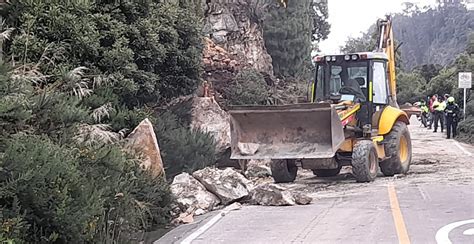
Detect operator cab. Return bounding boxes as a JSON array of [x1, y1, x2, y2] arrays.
[[312, 52, 390, 106], [311, 52, 390, 129]]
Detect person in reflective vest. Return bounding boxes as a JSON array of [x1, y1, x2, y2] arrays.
[[419, 100, 430, 127], [432, 96, 446, 133], [444, 96, 460, 139]]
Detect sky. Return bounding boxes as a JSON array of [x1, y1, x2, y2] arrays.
[[319, 0, 438, 54]]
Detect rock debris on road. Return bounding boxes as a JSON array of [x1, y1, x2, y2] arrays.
[[156, 119, 474, 244]]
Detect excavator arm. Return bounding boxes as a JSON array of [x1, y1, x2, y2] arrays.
[[377, 16, 397, 105]]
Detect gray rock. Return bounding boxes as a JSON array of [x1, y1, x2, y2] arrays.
[[294, 192, 313, 205], [245, 159, 272, 178], [250, 184, 313, 206], [170, 173, 220, 215], [250, 184, 296, 206], [193, 168, 252, 205], [237, 142, 259, 156], [190, 97, 231, 152]]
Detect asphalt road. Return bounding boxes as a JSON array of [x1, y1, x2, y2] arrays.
[[156, 119, 474, 244]]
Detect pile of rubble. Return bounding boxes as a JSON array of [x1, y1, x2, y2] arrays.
[[126, 98, 311, 226], [203, 38, 240, 73], [170, 160, 313, 224]]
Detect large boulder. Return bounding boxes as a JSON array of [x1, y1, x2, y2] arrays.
[[170, 173, 221, 215], [125, 118, 165, 177], [250, 184, 313, 206], [190, 97, 230, 152], [193, 168, 252, 205]]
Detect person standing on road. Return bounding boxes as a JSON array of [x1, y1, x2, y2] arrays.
[[428, 94, 438, 129], [443, 94, 450, 130], [444, 96, 460, 139], [433, 96, 446, 133], [419, 100, 430, 127]]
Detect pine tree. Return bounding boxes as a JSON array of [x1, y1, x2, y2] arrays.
[[263, 0, 328, 79]]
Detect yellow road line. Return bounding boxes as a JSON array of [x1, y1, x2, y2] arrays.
[[388, 183, 411, 244]]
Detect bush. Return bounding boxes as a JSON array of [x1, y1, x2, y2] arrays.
[[223, 69, 272, 106], [0, 0, 210, 242], [153, 111, 217, 180], [458, 99, 474, 144], [458, 117, 474, 144], [396, 72, 426, 104], [0, 134, 173, 243], [77, 143, 172, 243], [5, 0, 202, 107], [464, 99, 474, 117], [0, 135, 100, 243]]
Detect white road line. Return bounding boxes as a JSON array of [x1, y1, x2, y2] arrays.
[[435, 219, 474, 244], [454, 141, 472, 156], [180, 208, 233, 244]]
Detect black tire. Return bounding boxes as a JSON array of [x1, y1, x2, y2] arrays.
[[270, 159, 297, 183], [380, 121, 412, 176], [352, 140, 378, 182], [312, 166, 342, 177]]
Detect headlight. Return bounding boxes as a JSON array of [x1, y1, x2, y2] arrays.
[[325, 56, 331, 62], [344, 55, 350, 61], [331, 56, 336, 61], [351, 54, 358, 60]]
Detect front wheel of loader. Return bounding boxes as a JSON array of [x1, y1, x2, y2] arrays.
[[380, 121, 412, 176], [270, 159, 297, 183], [352, 140, 378, 182]]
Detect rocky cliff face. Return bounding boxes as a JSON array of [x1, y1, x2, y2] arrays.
[[202, 0, 274, 76]]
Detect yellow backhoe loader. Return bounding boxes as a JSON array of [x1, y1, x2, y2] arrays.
[[229, 16, 412, 183]]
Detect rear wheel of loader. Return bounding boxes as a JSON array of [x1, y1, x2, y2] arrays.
[[270, 159, 297, 183], [351, 140, 378, 182], [380, 121, 412, 176], [312, 166, 342, 177]]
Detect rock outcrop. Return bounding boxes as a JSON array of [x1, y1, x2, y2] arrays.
[[203, 37, 241, 74], [125, 118, 165, 177], [193, 167, 252, 205], [201, 0, 276, 100], [189, 97, 231, 152], [202, 1, 273, 75], [170, 173, 220, 215]]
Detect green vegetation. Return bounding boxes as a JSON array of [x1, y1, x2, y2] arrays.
[[222, 69, 272, 106], [0, 0, 216, 242], [263, 0, 329, 79], [393, 3, 472, 69]]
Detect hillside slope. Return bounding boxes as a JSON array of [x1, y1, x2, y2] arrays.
[[393, 4, 473, 69]]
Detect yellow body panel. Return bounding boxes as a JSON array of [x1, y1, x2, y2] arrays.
[[339, 139, 353, 152], [374, 143, 386, 159], [378, 106, 410, 135]]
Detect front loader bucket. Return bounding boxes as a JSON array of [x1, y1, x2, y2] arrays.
[[229, 103, 345, 160]]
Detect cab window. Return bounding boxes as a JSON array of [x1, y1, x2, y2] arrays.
[[372, 62, 388, 104], [315, 65, 324, 100]]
